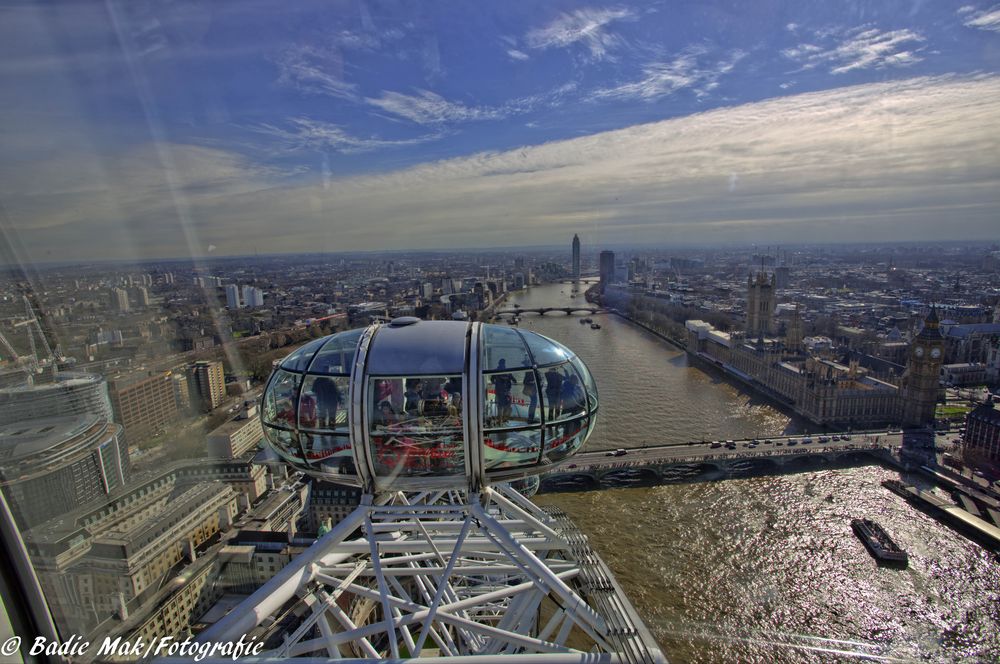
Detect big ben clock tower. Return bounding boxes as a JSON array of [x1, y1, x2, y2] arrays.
[[901, 307, 944, 427]]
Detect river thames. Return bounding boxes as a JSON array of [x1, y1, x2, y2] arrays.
[[510, 281, 1000, 663]]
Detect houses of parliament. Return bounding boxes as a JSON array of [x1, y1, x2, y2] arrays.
[[686, 271, 942, 428]]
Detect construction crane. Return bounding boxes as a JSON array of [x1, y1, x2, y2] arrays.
[[0, 296, 60, 378]]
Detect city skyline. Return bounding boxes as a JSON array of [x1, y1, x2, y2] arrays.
[[1, 2, 999, 261]]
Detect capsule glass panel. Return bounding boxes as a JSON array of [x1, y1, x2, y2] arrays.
[[481, 325, 531, 371], [483, 369, 540, 428], [263, 369, 301, 427], [519, 330, 571, 366], [307, 328, 364, 374], [368, 375, 465, 478], [543, 416, 589, 463], [539, 362, 586, 423], [299, 375, 349, 431], [483, 429, 542, 470], [279, 337, 329, 372], [263, 426, 303, 463]]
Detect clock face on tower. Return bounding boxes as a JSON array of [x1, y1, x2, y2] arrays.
[[931, 347, 941, 359], [915, 346, 924, 358]]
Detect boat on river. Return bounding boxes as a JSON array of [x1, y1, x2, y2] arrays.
[[851, 518, 908, 566]]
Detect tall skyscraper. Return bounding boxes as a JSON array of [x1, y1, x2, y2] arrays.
[[136, 286, 150, 307], [572, 234, 581, 280], [599, 250, 615, 287], [226, 284, 242, 309], [190, 360, 226, 412]]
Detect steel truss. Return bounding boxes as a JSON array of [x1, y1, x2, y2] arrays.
[[172, 484, 665, 664]]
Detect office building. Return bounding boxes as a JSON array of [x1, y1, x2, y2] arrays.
[[965, 401, 1000, 462], [112, 287, 130, 313], [207, 409, 264, 458], [0, 415, 129, 529], [241, 285, 264, 308], [225, 284, 242, 309], [572, 234, 581, 280], [26, 468, 240, 635], [599, 250, 615, 287], [108, 370, 179, 444], [171, 371, 191, 413], [0, 372, 113, 426], [189, 360, 226, 411]]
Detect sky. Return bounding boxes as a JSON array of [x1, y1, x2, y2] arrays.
[[1, 0, 999, 263]]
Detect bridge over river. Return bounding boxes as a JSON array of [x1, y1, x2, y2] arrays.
[[540, 431, 905, 491], [494, 306, 607, 317]]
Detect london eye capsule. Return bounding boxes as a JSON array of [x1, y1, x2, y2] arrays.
[[260, 318, 598, 491]]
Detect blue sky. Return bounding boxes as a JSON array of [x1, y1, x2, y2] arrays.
[[1, 1, 999, 261]]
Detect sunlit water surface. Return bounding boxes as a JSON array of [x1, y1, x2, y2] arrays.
[[511, 282, 1000, 662]]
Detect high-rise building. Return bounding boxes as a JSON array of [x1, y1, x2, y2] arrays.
[[241, 285, 264, 308], [225, 284, 242, 309], [572, 234, 581, 280], [108, 370, 180, 443], [0, 372, 113, 426], [900, 308, 944, 427], [172, 371, 192, 413], [136, 286, 150, 307], [599, 250, 615, 287], [190, 360, 226, 411], [0, 414, 129, 529], [746, 272, 776, 338], [112, 287, 130, 312]]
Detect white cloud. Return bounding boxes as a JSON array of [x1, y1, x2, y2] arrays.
[[254, 118, 441, 154], [275, 46, 357, 100], [507, 49, 530, 61], [5, 76, 1000, 259], [525, 7, 635, 61], [594, 48, 746, 101], [783, 25, 925, 74], [960, 5, 1000, 32], [365, 90, 505, 125], [364, 82, 577, 126]]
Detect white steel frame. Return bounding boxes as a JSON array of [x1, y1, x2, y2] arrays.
[[172, 484, 664, 663]]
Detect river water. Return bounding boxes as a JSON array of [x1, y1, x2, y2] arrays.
[[509, 281, 1000, 663]]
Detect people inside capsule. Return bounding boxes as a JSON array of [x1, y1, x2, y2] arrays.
[[261, 321, 597, 487]]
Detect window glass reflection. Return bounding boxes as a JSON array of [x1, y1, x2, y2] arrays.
[[300, 433, 352, 467], [307, 328, 364, 374], [484, 369, 539, 428], [299, 375, 349, 430], [569, 355, 598, 411], [543, 416, 589, 463], [262, 370, 301, 427], [519, 330, 571, 366], [263, 426, 303, 462], [483, 429, 541, 470], [279, 337, 329, 372], [541, 363, 586, 422], [369, 375, 464, 478], [482, 325, 530, 371]]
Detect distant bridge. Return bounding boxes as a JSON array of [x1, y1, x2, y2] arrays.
[[494, 306, 606, 317], [540, 434, 901, 492]]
